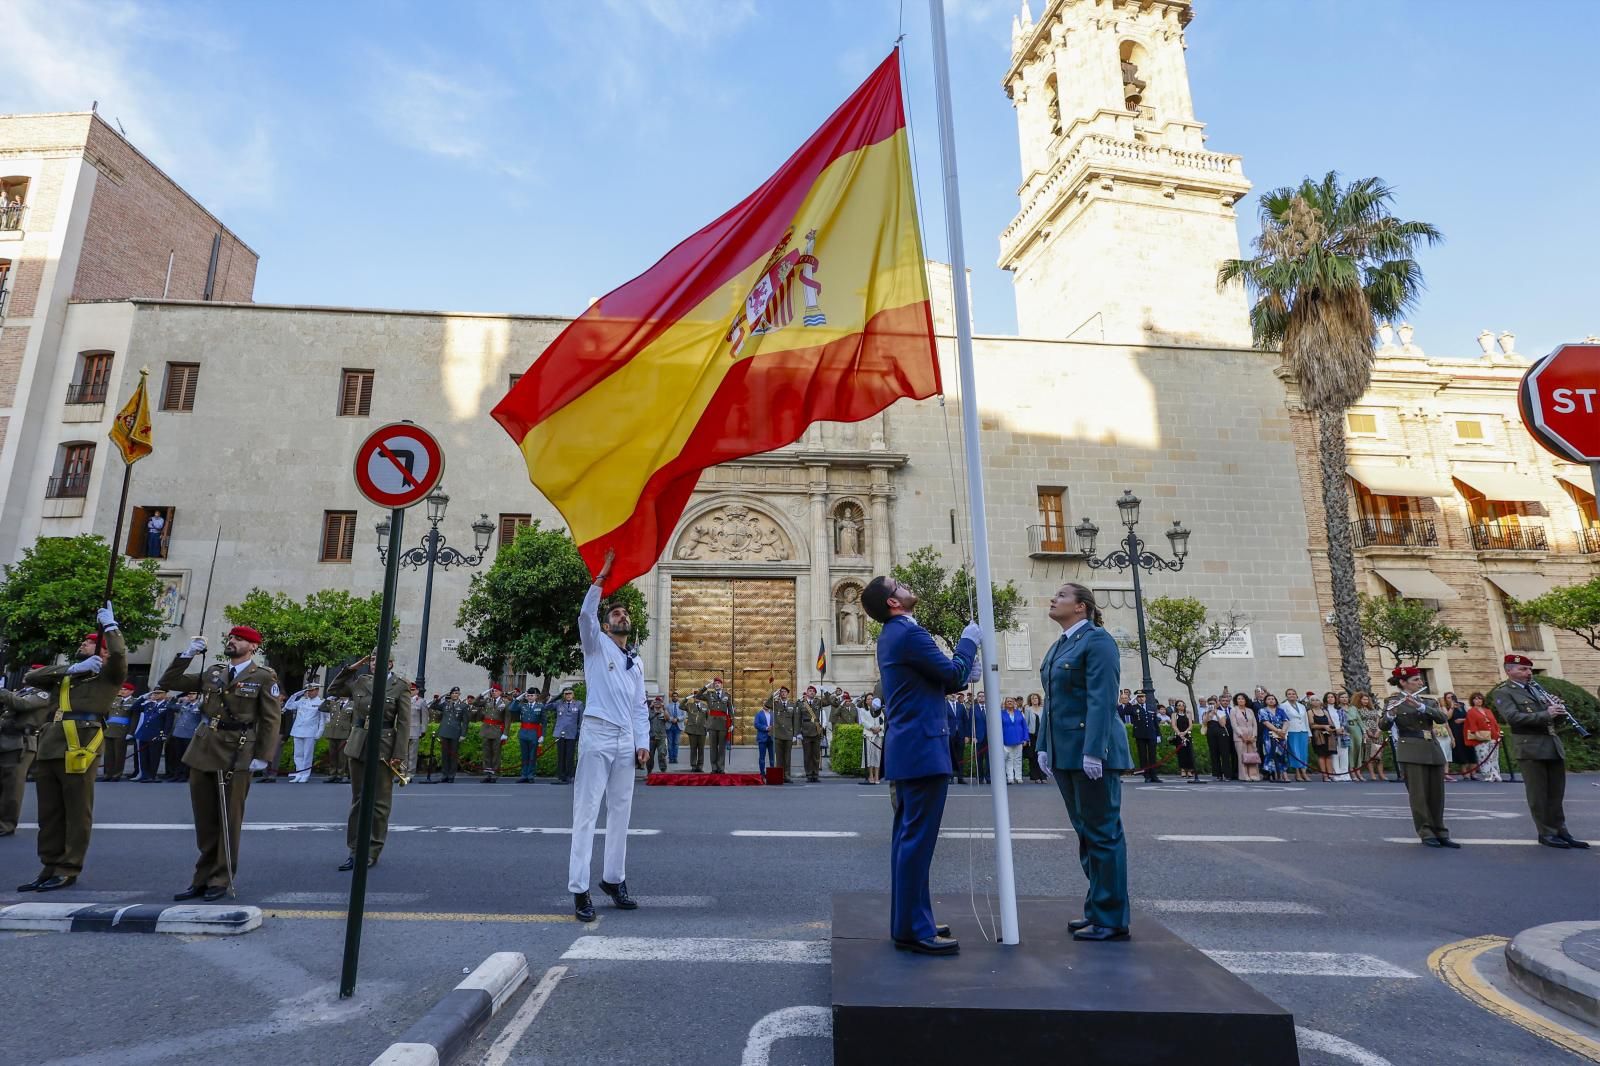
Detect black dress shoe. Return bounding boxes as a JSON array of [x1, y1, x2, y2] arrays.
[[935, 924, 951, 938], [1421, 837, 1445, 848], [894, 935, 959, 955], [574, 892, 596, 922], [338, 856, 356, 871], [173, 885, 205, 901], [1559, 833, 1590, 849], [1068, 918, 1093, 931], [16, 876, 49, 892], [1439, 838, 1461, 849], [35, 875, 77, 892], [203, 886, 227, 902], [1072, 924, 1129, 942], [599, 879, 638, 909], [1539, 835, 1572, 849]]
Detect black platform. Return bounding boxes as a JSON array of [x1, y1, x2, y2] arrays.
[[831, 893, 1299, 1066]]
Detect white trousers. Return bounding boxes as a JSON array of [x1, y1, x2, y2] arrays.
[[292, 737, 318, 778], [1004, 744, 1024, 783], [1332, 745, 1349, 778], [567, 717, 637, 894]]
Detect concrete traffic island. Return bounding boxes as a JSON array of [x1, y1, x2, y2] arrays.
[[0, 900, 262, 935], [1507, 921, 1600, 1029], [831, 893, 1300, 1066], [370, 951, 529, 1066]]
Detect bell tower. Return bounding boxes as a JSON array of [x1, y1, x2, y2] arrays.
[[999, 0, 1253, 348]]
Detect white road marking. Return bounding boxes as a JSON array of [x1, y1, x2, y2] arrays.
[[1203, 951, 1418, 978], [1270, 804, 1519, 821], [729, 830, 858, 838], [552, 895, 713, 908], [480, 965, 566, 1066], [1295, 1026, 1396, 1064], [1156, 834, 1287, 842], [939, 830, 1068, 840], [262, 892, 426, 905], [14, 823, 661, 836], [741, 1006, 831, 1066], [1147, 899, 1321, 915], [1382, 837, 1536, 845], [561, 936, 830, 965]]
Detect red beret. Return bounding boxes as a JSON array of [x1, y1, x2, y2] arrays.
[[1390, 666, 1422, 679], [490, 684, 502, 692], [120, 682, 136, 692], [228, 625, 263, 644], [1504, 654, 1533, 667], [82, 632, 103, 647]]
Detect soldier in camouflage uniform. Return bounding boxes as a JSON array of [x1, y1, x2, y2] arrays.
[[768, 688, 800, 783], [323, 695, 354, 783], [330, 654, 411, 869]]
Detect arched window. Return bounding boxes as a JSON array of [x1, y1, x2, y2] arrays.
[[1119, 41, 1149, 113], [68, 350, 114, 405], [0, 176, 29, 231], [0, 257, 11, 317], [49, 441, 96, 498], [1044, 73, 1062, 136]]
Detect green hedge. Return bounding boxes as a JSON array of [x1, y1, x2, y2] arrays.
[[278, 723, 559, 776], [1529, 678, 1600, 773], [831, 723, 864, 776]]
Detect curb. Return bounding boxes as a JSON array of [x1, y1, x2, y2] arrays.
[[0, 901, 261, 935], [371, 951, 529, 1066], [1507, 921, 1600, 1029]]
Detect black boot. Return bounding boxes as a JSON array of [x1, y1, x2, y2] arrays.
[[574, 892, 596, 922], [599, 879, 638, 910]]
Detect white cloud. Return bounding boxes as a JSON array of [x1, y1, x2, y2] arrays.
[[365, 53, 530, 179], [602, 0, 757, 42], [0, 0, 277, 212]]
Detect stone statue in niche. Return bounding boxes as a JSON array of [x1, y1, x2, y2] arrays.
[[837, 596, 864, 645], [834, 502, 865, 557], [675, 504, 792, 562]]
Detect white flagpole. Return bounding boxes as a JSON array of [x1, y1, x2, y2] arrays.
[[926, 0, 1020, 946]]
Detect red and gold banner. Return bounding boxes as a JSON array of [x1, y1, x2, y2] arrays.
[[493, 51, 938, 592]]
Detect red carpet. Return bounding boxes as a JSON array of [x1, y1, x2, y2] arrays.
[[647, 772, 766, 786]]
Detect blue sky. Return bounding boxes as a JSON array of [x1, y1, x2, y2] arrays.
[[6, 0, 1597, 358]]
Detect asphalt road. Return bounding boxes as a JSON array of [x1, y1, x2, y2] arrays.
[[2, 762, 1596, 1065]]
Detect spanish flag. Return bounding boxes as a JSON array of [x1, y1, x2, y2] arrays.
[[493, 51, 938, 592], [816, 635, 827, 677], [108, 367, 154, 465]]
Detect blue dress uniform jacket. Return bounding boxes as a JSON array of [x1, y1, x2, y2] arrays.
[[1041, 621, 1131, 931], [878, 616, 977, 782], [875, 614, 977, 945]]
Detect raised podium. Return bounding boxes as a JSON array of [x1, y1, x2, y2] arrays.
[[831, 893, 1299, 1066]]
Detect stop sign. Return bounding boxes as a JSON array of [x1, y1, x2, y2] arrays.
[[1520, 343, 1600, 463]]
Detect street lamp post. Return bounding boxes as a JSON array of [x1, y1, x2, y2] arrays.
[[1074, 490, 1192, 707], [375, 485, 495, 696]]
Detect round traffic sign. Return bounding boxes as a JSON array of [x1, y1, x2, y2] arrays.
[[1521, 343, 1600, 463], [353, 422, 445, 508]]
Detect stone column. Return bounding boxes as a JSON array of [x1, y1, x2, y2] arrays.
[[869, 466, 893, 576], [654, 568, 672, 687], [809, 466, 831, 672]]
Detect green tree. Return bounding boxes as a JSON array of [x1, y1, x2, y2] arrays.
[[0, 534, 167, 663], [1510, 577, 1600, 652], [224, 588, 392, 689], [454, 522, 649, 699], [1358, 593, 1467, 669], [870, 546, 1022, 650], [1119, 596, 1249, 711], [1220, 173, 1441, 695]]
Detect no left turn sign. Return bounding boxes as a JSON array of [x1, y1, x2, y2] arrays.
[[353, 422, 445, 509]]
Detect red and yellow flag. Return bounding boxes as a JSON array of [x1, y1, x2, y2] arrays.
[[108, 367, 154, 465], [493, 51, 938, 592]]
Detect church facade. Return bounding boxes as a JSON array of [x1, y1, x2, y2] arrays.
[[1, 1, 1592, 710]]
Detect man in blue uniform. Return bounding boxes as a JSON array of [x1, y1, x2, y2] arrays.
[[1038, 582, 1132, 941], [862, 576, 979, 956]]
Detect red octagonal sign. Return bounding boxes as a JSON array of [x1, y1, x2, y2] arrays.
[[1520, 343, 1600, 464]]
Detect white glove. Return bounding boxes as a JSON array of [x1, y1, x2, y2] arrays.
[[67, 655, 103, 676], [249, 759, 269, 772], [185, 637, 207, 657], [960, 622, 981, 645], [1036, 751, 1053, 780], [1082, 754, 1103, 780], [97, 602, 119, 631]]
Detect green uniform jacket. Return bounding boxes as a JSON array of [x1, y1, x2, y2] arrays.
[[324, 698, 354, 740], [434, 698, 472, 741], [819, 693, 854, 728], [159, 654, 284, 773], [1379, 694, 1447, 765], [766, 696, 799, 741], [648, 707, 669, 740], [682, 699, 709, 737], [330, 667, 411, 762], [474, 696, 509, 741], [0, 686, 53, 759], [25, 628, 128, 761], [1490, 680, 1564, 762], [798, 698, 823, 739], [105, 694, 137, 738]]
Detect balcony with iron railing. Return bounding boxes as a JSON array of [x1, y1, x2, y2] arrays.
[[1352, 516, 1438, 549], [1580, 527, 1600, 555], [1027, 524, 1085, 559], [46, 474, 91, 499], [0, 202, 22, 232], [65, 381, 109, 405], [1470, 522, 1547, 552]]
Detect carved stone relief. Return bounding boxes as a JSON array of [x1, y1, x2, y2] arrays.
[[674, 504, 792, 562]]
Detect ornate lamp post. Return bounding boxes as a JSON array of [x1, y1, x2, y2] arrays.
[[1074, 489, 1192, 707], [375, 485, 495, 696]]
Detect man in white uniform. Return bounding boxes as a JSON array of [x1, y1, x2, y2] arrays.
[[285, 683, 327, 783], [569, 549, 651, 922]]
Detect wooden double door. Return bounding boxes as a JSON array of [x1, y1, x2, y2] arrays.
[[670, 577, 795, 743]]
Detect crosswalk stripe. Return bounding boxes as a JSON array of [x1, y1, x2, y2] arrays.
[[1201, 951, 1418, 978], [1156, 834, 1286, 842], [730, 830, 858, 838], [1382, 837, 1536, 845], [940, 830, 1068, 840], [562, 936, 829, 964], [14, 823, 661, 835], [1148, 900, 1321, 915]]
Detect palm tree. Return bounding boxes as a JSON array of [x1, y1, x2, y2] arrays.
[[1220, 172, 1441, 695]]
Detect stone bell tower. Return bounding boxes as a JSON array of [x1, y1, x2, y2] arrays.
[[998, 0, 1254, 348]]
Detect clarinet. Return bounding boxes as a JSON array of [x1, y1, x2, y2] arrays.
[[1531, 682, 1591, 739]]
